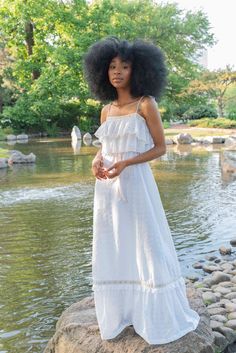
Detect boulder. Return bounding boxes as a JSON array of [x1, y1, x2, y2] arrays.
[[16, 134, 28, 140], [8, 150, 36, 164], [83, 132, 92, 146], [165, 138, 174, 145], [220, 152, 236, 176], [6, 134, 16, 141], [0, 158, 8, 169], [176, 133, 193, 144], [71, 125, 81, 140], [224, 135, 236, 149], [43, 283, 215, 353]]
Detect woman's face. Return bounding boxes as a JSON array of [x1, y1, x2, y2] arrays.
[[108, 56, 132, 89]]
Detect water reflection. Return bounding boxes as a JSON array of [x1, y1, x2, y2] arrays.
[[0, 137, 235, 353]]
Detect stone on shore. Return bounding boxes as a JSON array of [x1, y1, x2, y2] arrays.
[[176, 133, 193, 144], [0, 158, 8, 169], [8, 150, 36, 164]]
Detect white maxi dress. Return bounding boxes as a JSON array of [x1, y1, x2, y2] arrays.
[[92, 96, 200, 345]]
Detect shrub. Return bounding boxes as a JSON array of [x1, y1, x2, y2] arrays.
[[183, 105, 217, 120], [188, 117, 236, 128]]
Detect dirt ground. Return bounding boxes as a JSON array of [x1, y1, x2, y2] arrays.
[[166, 123, 236, 138]]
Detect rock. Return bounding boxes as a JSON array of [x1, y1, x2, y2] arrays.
[[16, 133, 28, 140], [219, 299, 232, 305], [225, 292, 236, 300], [231, 276, 236, 284], [212, 136, 225, 144], [217, 326, 236, 344], [221, 262, 234, 271], [205, 255, 218, 261], [230, 238, 236, 247], [225, 303, 236, 313], [225, 320, 236, 330], [219, 245, 232, 255], [202, 264, 222, 273], [6, 134, 16, 140], [214, 258, 221, 263], [93, 139, 102, 147], [165, 138, 174, 145], [210, 271, 231, 285], [0, 158, 8, 169], [201, 136, 225, 144], [192, 262, 203, 269], [220, 152, 236, 176], [228, 312, 236, 320], [224, 135, 236, 149], [218, 281, 233, 288], [207, 307, 227, 316], [8, 150, 36, 164], [207, 302, 225, 309], [186, 275, 199, 282], [71, 125, 81, 140], [210, 315, 227, 323], [202, 292, 218, 304], [43, 283, 215, 353], [210, 320, 224, 330], [83, 132, 92, 139], [213, 286, 231, 295], [176, 133, 193, 144], [213, 331, 228, 351], [227, 342, 236, 353]]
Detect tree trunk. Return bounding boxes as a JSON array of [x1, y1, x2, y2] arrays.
[[24, 21, 40, 80], [217, 95, 224, 117]]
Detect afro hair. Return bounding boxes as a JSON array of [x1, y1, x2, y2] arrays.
[[83, 36, 167, 103]]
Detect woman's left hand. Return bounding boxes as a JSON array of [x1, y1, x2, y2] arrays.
[[104, 160, 127, 178]]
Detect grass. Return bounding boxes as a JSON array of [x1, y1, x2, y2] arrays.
[[188, 117, 236, 129], [0, 148, 9, 158]]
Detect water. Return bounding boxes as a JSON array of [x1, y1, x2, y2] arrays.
[[0, 137, 235, 353]]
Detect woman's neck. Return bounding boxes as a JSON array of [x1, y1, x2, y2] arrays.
[[114, 90, 137, 106]]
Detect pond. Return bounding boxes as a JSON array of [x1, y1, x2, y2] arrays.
[[0, 137, 235, 353]]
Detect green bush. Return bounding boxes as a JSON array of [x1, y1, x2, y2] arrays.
[[0, 147, 9, 158], [183, 105, 217, 120], [227, 109, 236, 120], [188, 117, 236, 128], [163, 120, 170, 128]]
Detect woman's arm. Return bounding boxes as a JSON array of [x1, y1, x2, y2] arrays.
[[124, 96, 166, 167], [92, 104, 109, 164]]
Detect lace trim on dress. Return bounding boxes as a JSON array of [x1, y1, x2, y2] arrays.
[[93, 275, 184, 289]]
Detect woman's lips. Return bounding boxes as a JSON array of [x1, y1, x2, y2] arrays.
[[113, 78, 123, 82]]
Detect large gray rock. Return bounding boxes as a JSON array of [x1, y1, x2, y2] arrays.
[[16, 133, 28, 140], [224, 135, 236, 149], [220, 152, 236, 176], [8, 150, 36, 164], [176, 133, 193, 144], [43, 283, 215, 353], [0, 158, 8, 169], [71, 125, 81, 140]]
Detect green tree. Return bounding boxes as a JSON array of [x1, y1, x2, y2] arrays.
[[0, 0, 215, 131]]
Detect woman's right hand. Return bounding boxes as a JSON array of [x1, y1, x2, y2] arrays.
[[91, 156, 107, 180]]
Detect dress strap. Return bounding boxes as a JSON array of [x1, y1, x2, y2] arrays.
[[107, 103, 112, 118], [135, 96, 145, 114]]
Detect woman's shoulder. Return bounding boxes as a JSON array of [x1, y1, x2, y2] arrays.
[[139, 95, 158, 118], [100, 103, 111, 124]]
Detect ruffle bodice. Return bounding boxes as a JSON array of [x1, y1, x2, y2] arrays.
[[94, 113, 154, 155]]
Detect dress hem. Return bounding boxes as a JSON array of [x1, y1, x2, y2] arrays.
[[101, 315, 200, 345]]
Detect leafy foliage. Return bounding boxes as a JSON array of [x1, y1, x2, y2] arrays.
[[183, 104, 217, 120], [188, 117, 236, 128], [0, 0, 216, 131]]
